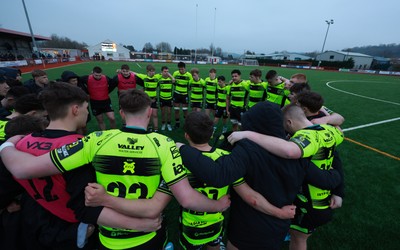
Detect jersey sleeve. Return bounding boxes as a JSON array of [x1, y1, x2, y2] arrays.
[[179, 141, 249, 188], [331, 126, 344, 146], [231, 177, 245, 187], [156, 177, 173, 196], [322, 105, 335, 115], [159, 136, 187, 187], [290, 130, 318, 158], [50, 132, 98, 173]]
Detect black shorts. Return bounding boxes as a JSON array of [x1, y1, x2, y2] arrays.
[[229, 106, 245, 121], [90, 99, 113, 116], [173, 93, 188, 104], [290, 195, 333, 234], [151, 100, 158, 109], [204, 102, 216, 110], [191, 102, 203, 108], [215, 107, 228, 118], [160, 99, 173, 107]]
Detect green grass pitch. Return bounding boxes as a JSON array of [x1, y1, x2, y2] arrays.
[[24, 61, 400, 249]]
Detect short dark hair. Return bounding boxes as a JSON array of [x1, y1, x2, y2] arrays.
[[250, 69, 262, 78], [5, 86, 29, 99], [190, 68, 199, 75], [31, 69, 47, 78], [5, 114, 48, 137], [296, 91, 324, 113], [231, 69, 241, 75], [39, 82, 89, 120], [178, 62, 186, 68], [92, 66, 102, 73], [6, 78, 22, 87], [209, 68, 216, 73], [161, 66, 169, 71], [290, 83, 311, 95], [217, 75, 225, 81], [14, 93, 44, 114], [184, 112, 213, 144], [119, 89, 151, 114], [146, 64, 155, 72], [265, 70, 277, 81], [121, 64, 130, 70]]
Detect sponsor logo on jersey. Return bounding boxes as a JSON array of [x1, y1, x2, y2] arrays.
[[118, 144, 145, 150], [122, 160, 136, 174], [153, 137, 160, 147], [118, 137, 144, 150], [27, 141, 53, 150], [127, 137, 138, 144], [292, 136, 311, 148], [172, 163, 185, 175], [189, 221, 207, 227], [56, 140, 84, 159], [170, 145, 180, 159]]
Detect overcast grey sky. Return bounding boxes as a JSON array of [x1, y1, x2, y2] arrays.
[[2, 0, 399, 54]]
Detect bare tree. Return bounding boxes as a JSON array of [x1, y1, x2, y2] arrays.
[[39, 34, 87, 49], [142, 42, 154, 53], [156, 42, 172, 53]]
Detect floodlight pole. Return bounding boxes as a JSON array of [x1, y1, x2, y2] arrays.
[[321, 19, 334, 53], [318, 19, 334, 67], [22, 0, 40, 58], [211, 8, 216, 59], [194, 4, 198, 64]]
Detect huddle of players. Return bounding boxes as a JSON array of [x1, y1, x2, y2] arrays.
[[111, 62, 317, 136], [0, 63, 344, 249]]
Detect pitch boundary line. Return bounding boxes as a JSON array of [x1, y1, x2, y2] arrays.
[[345, 137, 400, 161], [342, 117, 400, 132], [326, 80, 400, 106]]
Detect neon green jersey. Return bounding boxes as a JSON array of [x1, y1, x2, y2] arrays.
[[204, 77, 218, 104], [182, 148, 242, 245], [50, 127, 187, 249], [172, 71, 192, 95], [136, 73, 159, 98], [0, 119, 9, 141], [290, 124, 344, 209], [157, 75, 174, 100], [266, 82, 290, 108], [189, 78, 205, 103], [245, 81, 267, 108], [228, 80, 249, 108], [216, 84, 230, 108]]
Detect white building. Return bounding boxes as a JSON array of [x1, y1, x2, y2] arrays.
[[264, 53, 311, 61], [316, 51, 373, 69], [245, 53, 311, 61], [87, 39, 130, 60]]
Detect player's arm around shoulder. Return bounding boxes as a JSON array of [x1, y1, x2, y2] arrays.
[[233, 182, 296, 219], [0, 136, 59, 179], [49, 131, 104, 175]]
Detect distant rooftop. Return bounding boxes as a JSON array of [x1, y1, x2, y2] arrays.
[[330, 50, 372, 57], [0, 28, 51, 41]]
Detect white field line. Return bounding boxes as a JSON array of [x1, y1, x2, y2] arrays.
[[136, 63, 142, 68], [326, 80, 400, 106], [343, 117, 400, 132]]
